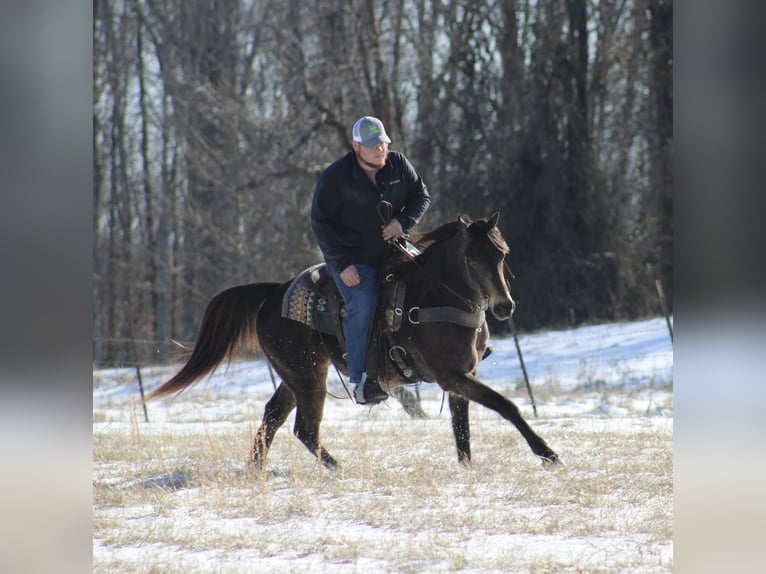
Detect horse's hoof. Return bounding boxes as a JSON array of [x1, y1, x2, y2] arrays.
[[541, 453, 561, 466], [321, 455, 339, 471]]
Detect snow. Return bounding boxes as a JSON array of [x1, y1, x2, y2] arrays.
[[94, 317, 672, 417], [93, 316, 673, 573]]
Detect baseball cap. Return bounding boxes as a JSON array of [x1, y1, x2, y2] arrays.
[[352, 116, 392, 147]]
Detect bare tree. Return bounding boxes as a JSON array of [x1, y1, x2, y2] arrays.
[[93, 0, 673, 365], [647, 0, 673, 310]]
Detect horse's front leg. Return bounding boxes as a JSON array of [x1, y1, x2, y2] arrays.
[[442, 373, 559, 464], [448, 393, 471, 465]]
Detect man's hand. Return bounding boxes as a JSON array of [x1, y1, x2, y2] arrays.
[[381, 219, 404, 242], [340, 265, 361, 287]]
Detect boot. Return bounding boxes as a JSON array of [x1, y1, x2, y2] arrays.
[[353, 373, 388, 405]]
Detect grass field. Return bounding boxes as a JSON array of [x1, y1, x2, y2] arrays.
[[93, 318, 673, 573]]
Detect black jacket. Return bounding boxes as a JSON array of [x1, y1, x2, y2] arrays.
[[311, 150, 431, 273]]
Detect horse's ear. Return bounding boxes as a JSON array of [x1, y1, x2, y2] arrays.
[[455, 214, 471, 242], [488, 211, 500, 229]]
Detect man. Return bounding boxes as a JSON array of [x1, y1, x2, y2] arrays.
[[311, 116, 431, 404]]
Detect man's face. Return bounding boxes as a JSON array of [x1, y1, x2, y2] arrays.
[[353, 142, 389, 170]]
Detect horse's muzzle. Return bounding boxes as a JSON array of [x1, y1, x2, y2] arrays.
[[491, 300, 515, 320]]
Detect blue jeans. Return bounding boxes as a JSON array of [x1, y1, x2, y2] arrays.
[[327, 263, 379, 384]]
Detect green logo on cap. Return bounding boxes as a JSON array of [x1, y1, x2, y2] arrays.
[[367, 124, 380, 135]]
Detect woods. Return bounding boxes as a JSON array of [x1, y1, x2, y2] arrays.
[[93, 0, 673, 365]]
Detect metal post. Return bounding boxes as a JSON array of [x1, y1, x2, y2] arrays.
[[654, 279, 673, 344], [125, 302, 149, 422], [508, 316, 537, 417]]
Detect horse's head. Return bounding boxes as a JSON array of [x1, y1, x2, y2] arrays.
[[461, 212, 516, 320]]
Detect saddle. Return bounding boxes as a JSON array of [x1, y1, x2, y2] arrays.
[[280, 249, 421, 386]]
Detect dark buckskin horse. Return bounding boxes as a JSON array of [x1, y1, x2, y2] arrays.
[[148, 213, 559, 469]]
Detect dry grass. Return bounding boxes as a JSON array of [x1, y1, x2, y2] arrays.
[[93, 391, 672, 573]]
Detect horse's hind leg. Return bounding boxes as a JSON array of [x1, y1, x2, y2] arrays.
[[252, 382, 296, 469], [449, 393, 471, 465], [292, 386, 338, 470]]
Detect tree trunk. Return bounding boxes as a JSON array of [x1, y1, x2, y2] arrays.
[[649, 0, 673, 311]]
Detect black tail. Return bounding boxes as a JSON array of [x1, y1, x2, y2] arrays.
[[148, 282, 281, 399]]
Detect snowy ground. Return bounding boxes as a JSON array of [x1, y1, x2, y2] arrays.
[[93, 316, 673, 573]]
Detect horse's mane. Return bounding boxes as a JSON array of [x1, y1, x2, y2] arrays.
[[412, 219, 461, 247], [411, 216, 509, 256], [410, 220, 463, 275], [397, 216, 509, 291]]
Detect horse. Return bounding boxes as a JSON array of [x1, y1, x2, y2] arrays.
[[148, 212, 559, 469]]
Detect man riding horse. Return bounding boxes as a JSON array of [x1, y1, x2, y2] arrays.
[[311, 116, 431, 404]]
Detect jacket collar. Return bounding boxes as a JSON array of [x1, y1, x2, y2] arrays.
[[350, 150, 391, 181]]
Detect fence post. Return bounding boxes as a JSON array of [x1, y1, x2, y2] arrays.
[[508, 316, 538, 417], [654, 279, 673, 344], [125, 302, 150, 422]]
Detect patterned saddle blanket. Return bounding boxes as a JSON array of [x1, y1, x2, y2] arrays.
[[280, 263, 341, 335]]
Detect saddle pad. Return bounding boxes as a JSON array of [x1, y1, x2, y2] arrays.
[[281, 263, 338, 334]]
